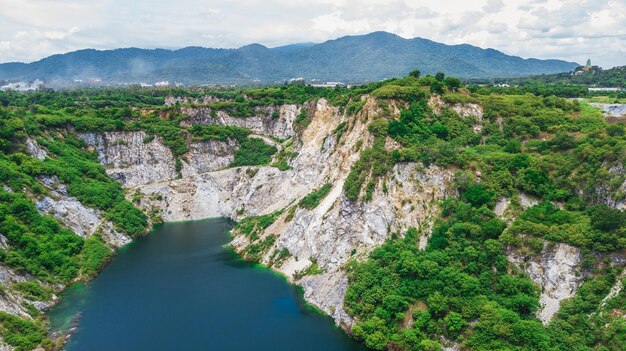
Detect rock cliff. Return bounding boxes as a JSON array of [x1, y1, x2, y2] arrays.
[[73, 97, 457, 327]]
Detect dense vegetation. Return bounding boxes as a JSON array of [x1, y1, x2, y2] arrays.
[[489, 66, 626, 89], [340, 72, 625, 350], [467, 66, 626, 98]]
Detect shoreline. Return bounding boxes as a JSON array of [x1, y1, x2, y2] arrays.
[[45, 216, 349, 349]]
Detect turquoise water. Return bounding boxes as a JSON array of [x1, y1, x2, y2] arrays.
[[48, 218, 367, 351]]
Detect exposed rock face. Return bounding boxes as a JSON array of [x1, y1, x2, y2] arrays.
[[507, 241, 583, 323], [35, 176, 130, 248], [80, 131, 178, 188], [24, 137, 47, 161], [0, 265, 40, 319], [179, 104, 300, 140], [590, 103, 626, 119], [594, 163, 626, 210], [428, 94, 483, 119], [181, 140, 238, 177], [84, 98, 455, 328], [164, 95, 222, 106], [79, 131, 239, 188]]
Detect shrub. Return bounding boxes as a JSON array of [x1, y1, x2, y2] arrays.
[[299, 183, 333, 209], [230, 138, 277, 167]]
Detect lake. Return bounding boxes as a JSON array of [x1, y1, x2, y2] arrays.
[[48, 218, 367, 351]]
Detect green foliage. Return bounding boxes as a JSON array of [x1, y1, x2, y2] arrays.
[[79, 236, 112, 277], [268, 247, 291, 268], [504, 202, 625, 252], [0, 189, 82, 282], [230, 138, 277, 167], [0, 312, 48, 351], [13, 281, 53, 301], [345, 196, 548, 350], [298, 183, 332, 210], [430, 81, 445, 94], [471, 66, 626, 92], [234, 211, 282, 241], [372, 85, 426, 101], [242, 235, 276, 262], [293, 259, 325, 280], [190, 124, 251, 142], [464, 184, 495, 207], [0, 74, 624, 351], [35, 137, 148, 237], [409, 69, 421, 78], [344, 139, 392, 201], [294, 108, 310, 129]]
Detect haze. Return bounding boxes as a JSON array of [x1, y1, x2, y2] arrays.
[[0, 0, 625, 67]]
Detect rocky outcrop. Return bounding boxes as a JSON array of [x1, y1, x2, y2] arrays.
[[590, 103, 626, 119], [79, 131, 238, 188], [428, 95, 483, 119], [180, 140, 238, 177], [164, 95, 222, 106], [22, 138, 130, 248], [24, 137, 47, 161], [246, 163, 454, 326], [112, 98, 455, 327], [507, 241, 583, 323], [80, 131, 178, 188], [35, 176, 130, 248], [0, 265, 42, 319], [179, 104, 300, 140], [593, 163, 626, 210]]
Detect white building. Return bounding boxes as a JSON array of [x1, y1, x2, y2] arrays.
[[588, 87, 622, 92], [310, 81, 346, 88]]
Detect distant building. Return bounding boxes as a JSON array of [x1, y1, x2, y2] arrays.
[[310, 81, 346, 88], [588, 87, 622, 92], [155, 81, 170, 87]]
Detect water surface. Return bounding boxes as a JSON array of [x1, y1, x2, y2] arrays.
[[48, 218, 366, 351]]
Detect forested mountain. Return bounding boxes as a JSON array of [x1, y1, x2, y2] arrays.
[[0, 32, 578, 84]]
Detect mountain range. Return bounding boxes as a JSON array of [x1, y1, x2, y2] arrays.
[[0, 31, 579, 85]]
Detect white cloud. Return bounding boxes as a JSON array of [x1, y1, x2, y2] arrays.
[[483, 0, 505, 13], [0, 0, 624, 67], [312, 12, 371, 33]]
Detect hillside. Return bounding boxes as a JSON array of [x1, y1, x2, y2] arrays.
[[471, 65, 626, 88], [0, 73, 624, 350], [0, 32, 578, 84]]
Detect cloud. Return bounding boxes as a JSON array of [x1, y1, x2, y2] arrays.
[[312, 12, 371, 33], [483, 0, 505, 13], [0, 0, 624, 68]]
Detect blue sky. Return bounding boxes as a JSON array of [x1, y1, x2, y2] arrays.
[[0, 0, 624, 67]]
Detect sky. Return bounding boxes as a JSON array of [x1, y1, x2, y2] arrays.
[[0, 0, 625, 67]]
